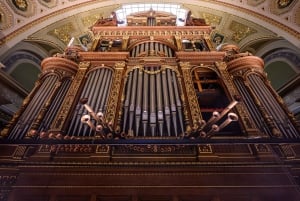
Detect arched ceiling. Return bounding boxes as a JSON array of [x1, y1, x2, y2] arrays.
[[0, 0, 300, 56]]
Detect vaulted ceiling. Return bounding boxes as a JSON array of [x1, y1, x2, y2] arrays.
[[0, 0, 299, 56]]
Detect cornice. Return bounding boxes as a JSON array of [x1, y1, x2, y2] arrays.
[[79, 52, 129, 61], [176, 51, 225, 64], [41, 57, 78, 73], [226, 55, 264, 74]]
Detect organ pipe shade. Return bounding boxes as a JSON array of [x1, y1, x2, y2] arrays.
[[9, 75, 59, 139], [121, 67, 185, 137], [67, 68, 113, 137]]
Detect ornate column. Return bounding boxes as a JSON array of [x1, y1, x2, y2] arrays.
[[224, 44, 299, 138], [25, 56, 78, 139], [179, 61, 202, 130], [106, 62, 126, 132]]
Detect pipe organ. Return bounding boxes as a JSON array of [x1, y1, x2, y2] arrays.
[[2, 9, 300, 201], [0, 10, 299, 141]]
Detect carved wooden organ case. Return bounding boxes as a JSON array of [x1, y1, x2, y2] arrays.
[[1, 10, 299, 142]]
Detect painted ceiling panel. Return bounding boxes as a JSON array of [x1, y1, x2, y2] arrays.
[[0, 0, 299, 57]]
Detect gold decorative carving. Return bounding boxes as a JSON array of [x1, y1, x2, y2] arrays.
[[112, 145, 195, 154], [39, 144, 95, 154], [270, 0, 296, 15], [105, 62, 125, 125], [180, 62, 202, 126], [255, 144, 270, 153], [229, 20, 257, 42], [48, 22, 75, 44], [82, 13, 103, 27], [198, 144, 213, 153], [6, 0, 36, 17], [202, 12, 222, 25]]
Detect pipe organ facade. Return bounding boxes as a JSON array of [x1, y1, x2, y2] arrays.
[[1, 9, 300, 201]]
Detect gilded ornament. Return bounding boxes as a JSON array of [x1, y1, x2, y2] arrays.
[[229, 21, 257, 43]]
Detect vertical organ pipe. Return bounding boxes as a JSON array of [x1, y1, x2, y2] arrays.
[[149, 67, 157, 136], [234, 78, 271, 135], [135, 69, 143, 135], [128, 69, 138, 134], [67, 68, 113, 137], [122, 70, 133, 132], [167, 69, 178, 136], [156, 71, 164, 136], [249, 75, 299, 137], [172, 70, 184, 135], [142, 70, 149, 136], [9, 75, 58, 139], [162, 70, 171, 136], [38, 80, 71, 132]]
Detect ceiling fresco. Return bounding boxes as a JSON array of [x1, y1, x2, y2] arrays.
[[0, 0, 299, 56]]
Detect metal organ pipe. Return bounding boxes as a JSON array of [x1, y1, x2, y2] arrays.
[[156, 70, 164, 136], [67, 69, 95, 135], [123, 70, 133, 132], [121, 67, 185, 137], [167, 69, 178, 136], [9, 75, 58, 139], [248, 74, 299, 137], [162, 70, 171, 136], [38, 80, 71, 132], [128, 69, 138, 135], [135, 69, 143, 135], [234, 78, 271, 135], [149, 67, 157, 136], [172, 70, 185, 135], [142, 70, 149, 136], [67, 68, 113, 137]]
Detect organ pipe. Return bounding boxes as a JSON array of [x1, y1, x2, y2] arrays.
[[121, 67, 184, 137], [9, 75, 59, 139], [67, 68, 113, 137], [38, 80, 71, 132], [233, 78, 272, 135], [248, 74, 299, 138]]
